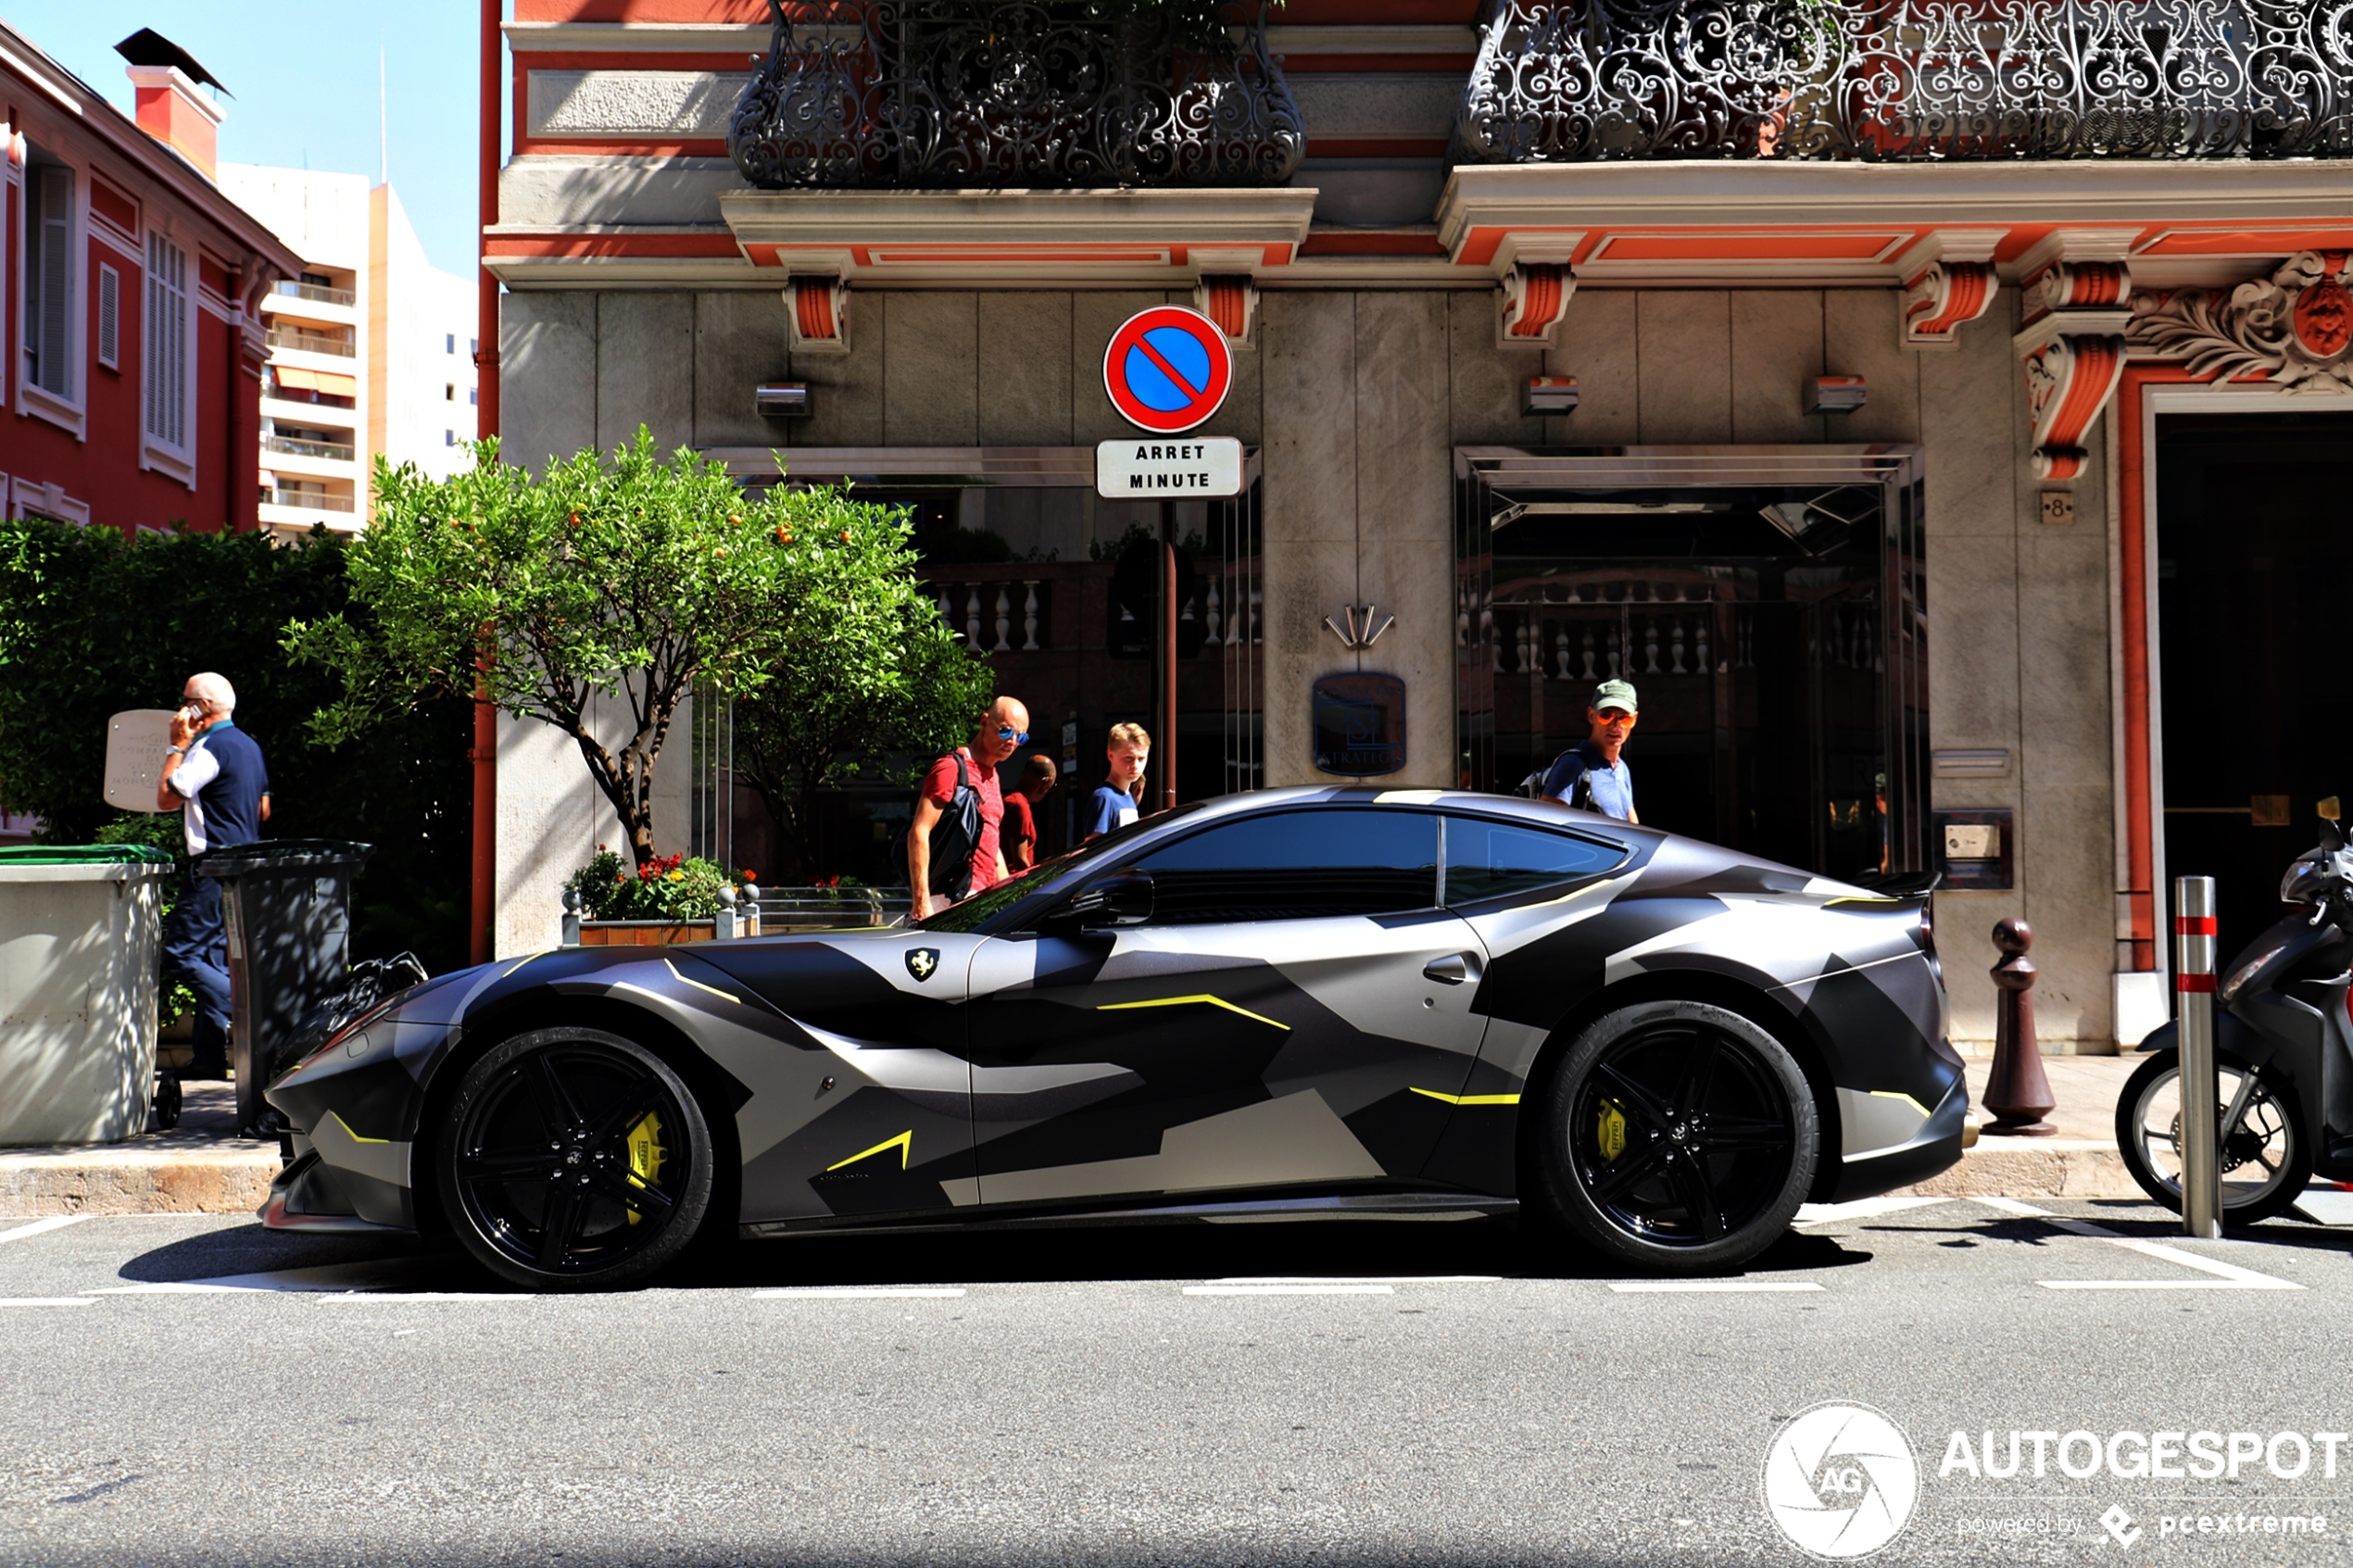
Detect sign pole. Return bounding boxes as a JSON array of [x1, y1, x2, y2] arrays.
[[2173, 874, 2222, 1239], [1159, 499, 1178, 811]]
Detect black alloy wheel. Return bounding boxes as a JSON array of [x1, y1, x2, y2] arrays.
[[1539, 1000, 1818, 1273], [436, 1027, 714, 1290]]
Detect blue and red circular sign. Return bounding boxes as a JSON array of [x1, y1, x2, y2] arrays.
[[1102, 306, 1232, 434]]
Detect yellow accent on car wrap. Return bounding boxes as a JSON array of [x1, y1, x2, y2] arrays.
[[1869, 1089, 1933, 1119], [1597, 1099, 1627, 1163], [624, 1111, 665, 1226], [662, 959, 741, 1005], [1408, 1088, 1523, 1107], [826, 1129, 913, 1173], [501, 953, 543, 979], [328, 1110, 391, 1145], [1096, 995, 1290, 1032]]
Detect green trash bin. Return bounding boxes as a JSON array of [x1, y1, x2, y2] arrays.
[[0, 845, 174, 1145], [195, 839, 372, 1135]]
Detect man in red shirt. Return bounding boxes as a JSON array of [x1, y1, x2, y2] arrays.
[[1002, 754, 1058, 874], [908, 696, 1030, 920]]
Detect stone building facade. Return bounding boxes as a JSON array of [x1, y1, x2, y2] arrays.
[[484, 0, 2353, 1056]]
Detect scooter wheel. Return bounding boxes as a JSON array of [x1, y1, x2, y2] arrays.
[[2116, 1047, 2310, 1226]]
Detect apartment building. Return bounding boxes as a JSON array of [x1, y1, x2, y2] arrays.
[[0, 24, 296, 536], [217, 168, 477, 538]]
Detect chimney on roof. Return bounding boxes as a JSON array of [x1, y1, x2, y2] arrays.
[[115, 30, 229, 181]]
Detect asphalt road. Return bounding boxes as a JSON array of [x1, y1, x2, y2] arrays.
[[5, 1197, 2352, 1567]]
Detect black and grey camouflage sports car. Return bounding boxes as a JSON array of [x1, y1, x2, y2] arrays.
[[262, 787, 1963, 1288]]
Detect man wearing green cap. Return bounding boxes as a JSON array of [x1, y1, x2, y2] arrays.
[[1541, 679, 1640, 823]]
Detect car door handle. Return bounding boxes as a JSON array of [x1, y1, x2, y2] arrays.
[[1423, 954, 1476, 985]]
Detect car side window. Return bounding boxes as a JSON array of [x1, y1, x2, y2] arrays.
[[1128, 809, 1439, 924], [1443, 817, 1623, 905]]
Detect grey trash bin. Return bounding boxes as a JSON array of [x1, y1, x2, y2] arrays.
[[195, 839, 372, 1135], [0, 845, 174, 1145]]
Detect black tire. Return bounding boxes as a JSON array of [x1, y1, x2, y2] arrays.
[[2116, 1047, 2310, 1227], [150, 1073, 182, 1132], [1536, 1000, 1818, 1274], [435, 1027, 715, 1291]]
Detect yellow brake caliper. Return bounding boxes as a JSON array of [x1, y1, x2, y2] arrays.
[[625, 1111, 666, 1224], [1596, 1098, 1626, 1165]]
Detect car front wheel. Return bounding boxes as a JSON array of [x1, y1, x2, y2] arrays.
[[436, 1027, 714, 1291], [1536, 1000, 1818, 1274]]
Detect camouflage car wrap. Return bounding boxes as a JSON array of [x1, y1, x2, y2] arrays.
[[261, 788, 1964, 1237]]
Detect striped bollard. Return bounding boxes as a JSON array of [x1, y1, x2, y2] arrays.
[[2173, 876, 2222, 1239]]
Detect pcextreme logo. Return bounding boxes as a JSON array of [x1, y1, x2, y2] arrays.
[[1761, 1402, 1920, 1560]]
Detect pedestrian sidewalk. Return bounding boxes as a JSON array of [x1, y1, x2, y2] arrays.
[[0, 1085, 278, 1217], [1906, 1050, 2142, 1200]]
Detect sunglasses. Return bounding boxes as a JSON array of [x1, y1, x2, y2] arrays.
[[997, 727, 1031, 745], [1594, 709, 1634, 722]]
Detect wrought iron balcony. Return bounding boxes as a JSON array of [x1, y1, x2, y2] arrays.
[[728, 0, 1305, 188], [1455, 0, 2353, 163]]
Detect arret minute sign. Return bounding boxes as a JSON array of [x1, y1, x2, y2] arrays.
[[1094, 438, 1244, 499]]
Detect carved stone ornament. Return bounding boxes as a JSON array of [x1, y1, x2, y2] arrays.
[[1195, 273, 1259, 348], [1498, 261, 1575, 350], [2127, 251, 2353, 392], [786, 274, 850, 358], [2022, 332, 2128, 483], [1903, 262, 1998, 349]]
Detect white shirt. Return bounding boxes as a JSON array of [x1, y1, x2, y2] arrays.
[[169, 738, 223, 855]]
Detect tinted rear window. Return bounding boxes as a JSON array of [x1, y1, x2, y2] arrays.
[[1443, 817, 1623, 904]]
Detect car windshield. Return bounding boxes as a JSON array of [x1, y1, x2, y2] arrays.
[[913, 801, 1209, 934]]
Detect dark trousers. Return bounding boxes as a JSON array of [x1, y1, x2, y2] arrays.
[[161, 864, 232, 1070]]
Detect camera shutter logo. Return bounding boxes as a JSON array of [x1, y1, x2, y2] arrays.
[[1760, 1403, 1919, 1559]]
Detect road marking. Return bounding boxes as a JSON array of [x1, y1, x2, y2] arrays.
[[1606, 1281, 1826, 1294], [1793, 1197, 1955, 1227], [1974, 1197, 2303, 1291], [756, 1287, 966, 1299], [0, 1216, 89, 1246], [1206, 1276, 1502, 1286], [310, 1293, 534, 1303], [0, 1297, 94, 1308], [1185, 1284, 1395, 1296]]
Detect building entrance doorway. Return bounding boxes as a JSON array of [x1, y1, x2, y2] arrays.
[[2156, 412, 2353, 954], [1453, 446, 1929, 884]]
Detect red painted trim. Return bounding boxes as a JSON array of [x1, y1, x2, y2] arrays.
[[485, 232, 746, 257], [2174, 915, 2217, 935], [476, 0, 503, 970], [510, 50, 761, 69], [1300, 232, 1449, 257], [2176, 972, 2218, 992]]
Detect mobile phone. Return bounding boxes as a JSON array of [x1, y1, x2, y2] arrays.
[[181, 703, 204, 724]]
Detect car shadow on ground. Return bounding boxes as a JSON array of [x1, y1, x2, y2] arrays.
[[107, 1214, 1875, 1295]]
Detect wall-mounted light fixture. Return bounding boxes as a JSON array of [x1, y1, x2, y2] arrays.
[[1523, 376, 1580, 416], [755, 383, 812, 419], [1324, 604, 1394, 651], [1806, 374, 1869, 414]]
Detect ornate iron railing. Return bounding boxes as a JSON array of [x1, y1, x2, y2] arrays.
[[1455, 0, 2353, 163], [729, 0, 1305, 187]]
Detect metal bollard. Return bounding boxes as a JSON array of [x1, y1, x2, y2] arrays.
[[2173, 875, 2222, 1239], [560, 886, 582, 949], [1981, 919, 2056, 1135], [715, 884, 738, 941]]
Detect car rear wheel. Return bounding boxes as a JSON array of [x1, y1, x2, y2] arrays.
[[436, 1027, 714, 1291], [1536, 1000, 1818, 1274]]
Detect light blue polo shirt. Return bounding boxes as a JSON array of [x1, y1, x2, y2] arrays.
[[1541, 741, 1635, 822]]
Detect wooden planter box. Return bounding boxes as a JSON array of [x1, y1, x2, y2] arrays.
[[577, 919, 717, 947]]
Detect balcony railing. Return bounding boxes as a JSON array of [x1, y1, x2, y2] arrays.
[[266, 326, 358, 358], [262, 489, 357, 513], [729, 0, 1304, 188], [275, 279, 356, 307], [264, 434, 357, 462], [1455, 0, 2353, 163]]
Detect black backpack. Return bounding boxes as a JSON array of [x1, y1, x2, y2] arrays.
[[917, 752, 984, 901]]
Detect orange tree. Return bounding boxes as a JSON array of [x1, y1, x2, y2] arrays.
[[285, 427, 973, 870]]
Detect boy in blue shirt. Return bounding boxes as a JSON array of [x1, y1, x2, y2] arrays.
[[1084, 721, 1150, 841]]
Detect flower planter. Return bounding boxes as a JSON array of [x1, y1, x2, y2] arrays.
[[577, 920, 718, 947]]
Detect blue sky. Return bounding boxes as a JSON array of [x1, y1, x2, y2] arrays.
[[9, 2, 492, 278]]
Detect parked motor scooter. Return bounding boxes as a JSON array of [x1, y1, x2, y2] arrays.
[[2120, 797, 2353, 1226]]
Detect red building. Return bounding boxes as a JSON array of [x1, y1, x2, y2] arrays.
[[1, 24, 297, 534]]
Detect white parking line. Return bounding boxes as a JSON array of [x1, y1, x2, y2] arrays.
[[310, 1293, 535, 1303], [1606, 1281, 1826, 1294], [0, 1216, 89, 1246], [0, 1297, 94, 1308], [1205, 1275, 1502, 1286], [1185, 1284, 1395, 1296], [755, 1288, 966, 1299], [1793, 1197, 1955, 1227], [1975, 1197, 2303, 1292]]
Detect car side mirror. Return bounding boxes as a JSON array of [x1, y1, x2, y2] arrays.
[[1048, 872, 1154, 932]]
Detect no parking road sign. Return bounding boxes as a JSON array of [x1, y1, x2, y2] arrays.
[[1102, 306, 1232, 434]]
